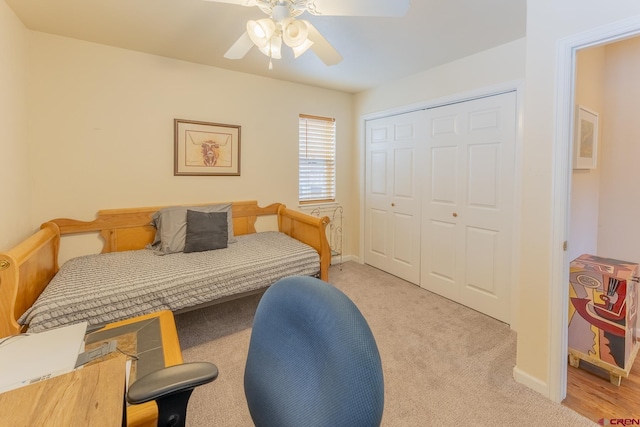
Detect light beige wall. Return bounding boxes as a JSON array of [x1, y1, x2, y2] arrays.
[[517, 0, 640, 393], [355, 38, 526, 116], [27, 32, 354, 260], [598, 37, 640, 263], [569, 46, 605, 261], [352, 38, 526, 261], [0, 0, 30, 251]]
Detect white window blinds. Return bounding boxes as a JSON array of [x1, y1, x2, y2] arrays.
[[299, 114, 336, 204]]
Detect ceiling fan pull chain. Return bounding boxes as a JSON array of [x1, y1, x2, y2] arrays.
[[269, 57, 273, 70]]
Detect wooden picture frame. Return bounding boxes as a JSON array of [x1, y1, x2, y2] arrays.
[[174, 119, 241, 176], [573, 106, 598, 170]]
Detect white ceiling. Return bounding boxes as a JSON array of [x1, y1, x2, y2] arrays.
[[6, 0, 527, 93]]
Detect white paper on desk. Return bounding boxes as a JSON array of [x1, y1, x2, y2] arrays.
[[0, 322, 87, 394]]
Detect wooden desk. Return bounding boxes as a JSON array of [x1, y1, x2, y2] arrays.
[[87, 310, 183, 427], [0, 311, 181, 427], [0, 355, 126, 427]]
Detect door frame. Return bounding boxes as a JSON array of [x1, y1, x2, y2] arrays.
[[359, 81, 525, 330], [549, 15, 640, 403]]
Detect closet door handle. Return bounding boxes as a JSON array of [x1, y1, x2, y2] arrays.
[[452, 212, 458, 217], [391, 203, 395, 207]]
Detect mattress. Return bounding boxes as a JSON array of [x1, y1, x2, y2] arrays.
[[19, 231, 320, 332]]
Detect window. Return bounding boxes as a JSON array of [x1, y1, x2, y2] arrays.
[[298, 114, 336, 204]]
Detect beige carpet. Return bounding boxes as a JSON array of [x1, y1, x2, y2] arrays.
[[175, 261, 596, 426]]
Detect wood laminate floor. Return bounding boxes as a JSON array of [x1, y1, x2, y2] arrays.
[[563, 356, 640, 422]]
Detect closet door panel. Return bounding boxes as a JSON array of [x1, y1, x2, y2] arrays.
[[424, 219, 458, 300], [365, 111, 425, 284], [421, 92, 517, 323]]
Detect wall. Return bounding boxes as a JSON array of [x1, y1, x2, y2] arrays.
[[354, 38, 526, 117], [598, 37, 640, 263], [26, 32, 354, 261], [569, 46, 605, 261], [0, 0, 30, 251], [517, 0, 640, 397]]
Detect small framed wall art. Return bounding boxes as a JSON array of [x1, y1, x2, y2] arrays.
[[174, 119, 241, 176], [573, 106, 599, 170]]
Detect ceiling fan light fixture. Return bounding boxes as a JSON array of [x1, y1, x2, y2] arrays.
[[247, 18, 275, 48], [282, 19, 309, 48], [217, 0, 411, 67], [258, 33, 282, 59], [291, 38, 314, 58]]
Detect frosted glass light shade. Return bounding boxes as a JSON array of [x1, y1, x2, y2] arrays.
[[291, 38, 314, 58], [283, 20, 309, 48], [258, 34, 282, 59], [247, 18, 275, 48]]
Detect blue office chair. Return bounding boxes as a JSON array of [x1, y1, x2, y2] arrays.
[[244, 276, 384, 427], [127, 276, 383, 427]]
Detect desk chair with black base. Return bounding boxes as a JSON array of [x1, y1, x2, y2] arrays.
[[127, 275, 384, 427]]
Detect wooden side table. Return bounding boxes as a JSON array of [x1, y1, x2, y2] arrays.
[[85, 310, 183, 427]]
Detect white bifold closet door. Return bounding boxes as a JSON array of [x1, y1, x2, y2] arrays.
[[365, 91, 517, 324]]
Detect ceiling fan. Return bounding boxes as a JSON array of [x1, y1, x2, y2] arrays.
[[205, 0, 410, 69]]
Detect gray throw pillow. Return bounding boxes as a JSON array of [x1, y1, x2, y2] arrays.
[[184, 210, 228, 253], [148, 203, 237, 254]]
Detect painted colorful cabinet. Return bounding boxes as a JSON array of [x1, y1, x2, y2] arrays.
[[568, 254, 639, 385]]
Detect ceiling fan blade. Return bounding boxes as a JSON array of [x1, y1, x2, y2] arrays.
[[309, 0, 410, 16], [202, 0, 258, 6], [304, 21, 342, 66], [224, 31, 254, 59]]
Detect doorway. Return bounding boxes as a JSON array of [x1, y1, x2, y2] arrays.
[[563, 36, 640, 420], [551, 16, 640, 404]]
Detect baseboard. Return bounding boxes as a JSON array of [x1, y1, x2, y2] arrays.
[[331, 254, 357, 265], [513, 366, 550, 398]]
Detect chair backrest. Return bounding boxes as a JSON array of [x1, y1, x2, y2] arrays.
[[244, 276, 384, 427]]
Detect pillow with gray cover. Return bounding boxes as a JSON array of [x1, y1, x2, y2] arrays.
[[148, 203, 237, 254]]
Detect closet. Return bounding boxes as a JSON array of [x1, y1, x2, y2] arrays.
[[364, 91, 517, 323]]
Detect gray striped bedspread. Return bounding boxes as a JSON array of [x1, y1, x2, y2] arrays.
[[19, 231, 320, 332]]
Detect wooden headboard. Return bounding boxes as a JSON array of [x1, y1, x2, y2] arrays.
[[51, 200, 283, 252], [0, 201, 330, 338]]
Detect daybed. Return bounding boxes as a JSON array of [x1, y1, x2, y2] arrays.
[[0, 201, 330, 337]]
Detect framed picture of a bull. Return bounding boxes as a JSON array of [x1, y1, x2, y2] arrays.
[[174, 119, 241, 176]]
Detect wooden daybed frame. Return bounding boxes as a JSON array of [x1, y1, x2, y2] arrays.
[[0, 201, 330, 338]]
